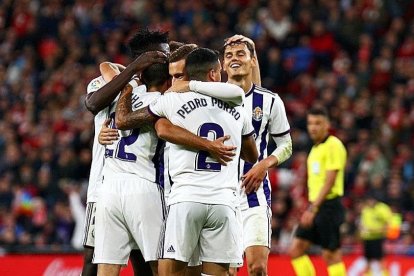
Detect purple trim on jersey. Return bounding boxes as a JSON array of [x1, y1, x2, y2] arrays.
[[271, 129, 291, 137], [243, 130, 255, 137], [147, 105, 161, 120], [168, 171, 174, 186], [247, 192, 260, 208], [245, 84, 255, 97], [152, 139, 166, 188], [245, 89, 264, 208], [259, 124, 271, 206], [263, 177, 271, 206], [258, 124, 268, 161]]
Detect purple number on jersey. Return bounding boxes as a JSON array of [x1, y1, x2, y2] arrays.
[[195, 122, 224, 171], [105, 112, 139, 162]]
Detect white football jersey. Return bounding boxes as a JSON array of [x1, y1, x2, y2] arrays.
[[148, 92, 254, 210], [239, 84, 290, 210], [86, 76, 107, 203], [86, 77, 146, 203], [103, 90, 165, 185]]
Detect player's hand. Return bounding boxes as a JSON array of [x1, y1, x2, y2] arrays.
[[166, 80, 190, 93], [225, 34, 255, 50], [98, 118, 119, 145], [207, 135, 237, 165], [133, 51, 168, 73], [241, 161, 267, 194], [300, 210, 316, 228]]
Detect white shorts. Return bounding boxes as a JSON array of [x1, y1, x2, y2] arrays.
[[83, 202, 96, 247], [159, 202, 242, 264], [242, 205, 272, 249], [93, 173, 165, 265]]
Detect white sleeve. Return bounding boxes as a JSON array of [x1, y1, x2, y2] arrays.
[[69, 192, 86, 250], [241, 108, 255, 136], [86, 76, 106, 94], [148, 93, 171, 119], [269, 95, 290, 136], [189, 81, 245, 106], [270, 133, 292, 165]]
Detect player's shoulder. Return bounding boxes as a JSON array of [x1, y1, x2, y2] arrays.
[[87, 76, 106, 94], [253, 85, 280, 99]]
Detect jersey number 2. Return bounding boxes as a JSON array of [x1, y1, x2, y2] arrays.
[[195, 123, 224, 172], [106, 112, 139, 162]]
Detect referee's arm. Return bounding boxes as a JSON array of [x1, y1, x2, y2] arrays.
[[301, 170, 338, 227], [312, 170, 338, 209]]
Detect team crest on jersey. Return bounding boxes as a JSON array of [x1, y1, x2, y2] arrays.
[[252, 106, 263, 121], [89, 79, 103, 90]]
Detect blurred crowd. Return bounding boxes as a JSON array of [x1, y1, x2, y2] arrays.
[[0, 0, 413, 255]]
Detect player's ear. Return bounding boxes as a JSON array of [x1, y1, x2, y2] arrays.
[[207, 69, 215, 81], [251, 54, 257, 67]]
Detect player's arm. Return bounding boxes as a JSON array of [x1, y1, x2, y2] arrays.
[[100, 62, 126, 83], [155, 119, 236, 165], [167, 80, 245, 106], [225, 34, 261, 86], [115, 81, 156, 130], [241, 133, 292, 194], [240, 133, 258, 164], [85, 51, 167, 115]]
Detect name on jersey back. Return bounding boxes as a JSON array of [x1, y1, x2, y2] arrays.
[[177, 97, 240, 120]]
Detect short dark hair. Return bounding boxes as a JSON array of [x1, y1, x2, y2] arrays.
[[169, 44, 198, 63], [127, 29, 169, 57], [169, 41, 185, 52], [222, 40, 255, 57], [185, 48, 219, 81], [308, 106, 329, 118], [141, 63, 170, 88]]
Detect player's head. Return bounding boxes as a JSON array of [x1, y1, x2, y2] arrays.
[[128, 29, 169, 58], [185, 48, 221, 82], [222, 40, 256, 79], [141, 62, 170, 93], [307, 106, 330, 143], [169, 44, 198, 83], [169, 41, 185, 52]]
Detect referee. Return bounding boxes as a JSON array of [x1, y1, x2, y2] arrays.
[[289, 106, 347, 276]]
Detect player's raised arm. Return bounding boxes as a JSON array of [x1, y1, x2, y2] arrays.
[[85, 51, 167, 115], [168, 80, 245, 106], [155, 118, 236, 165], [100, 62, 126, 83]]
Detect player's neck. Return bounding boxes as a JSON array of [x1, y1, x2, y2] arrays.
[[228, 75, 253, 94]]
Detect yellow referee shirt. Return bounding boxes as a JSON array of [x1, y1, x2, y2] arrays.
[[307, 135, 347, 202], [360, 202, 392, 240]]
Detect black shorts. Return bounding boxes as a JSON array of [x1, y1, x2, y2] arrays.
[[363, 239, 384, 260], [295, 197, 345, 251]]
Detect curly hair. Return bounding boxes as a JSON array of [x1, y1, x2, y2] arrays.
[[127, 29, 169, 57]]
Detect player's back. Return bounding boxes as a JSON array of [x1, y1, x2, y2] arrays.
[[149, 91, 252, 209], [104, 89, 164, 184]]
